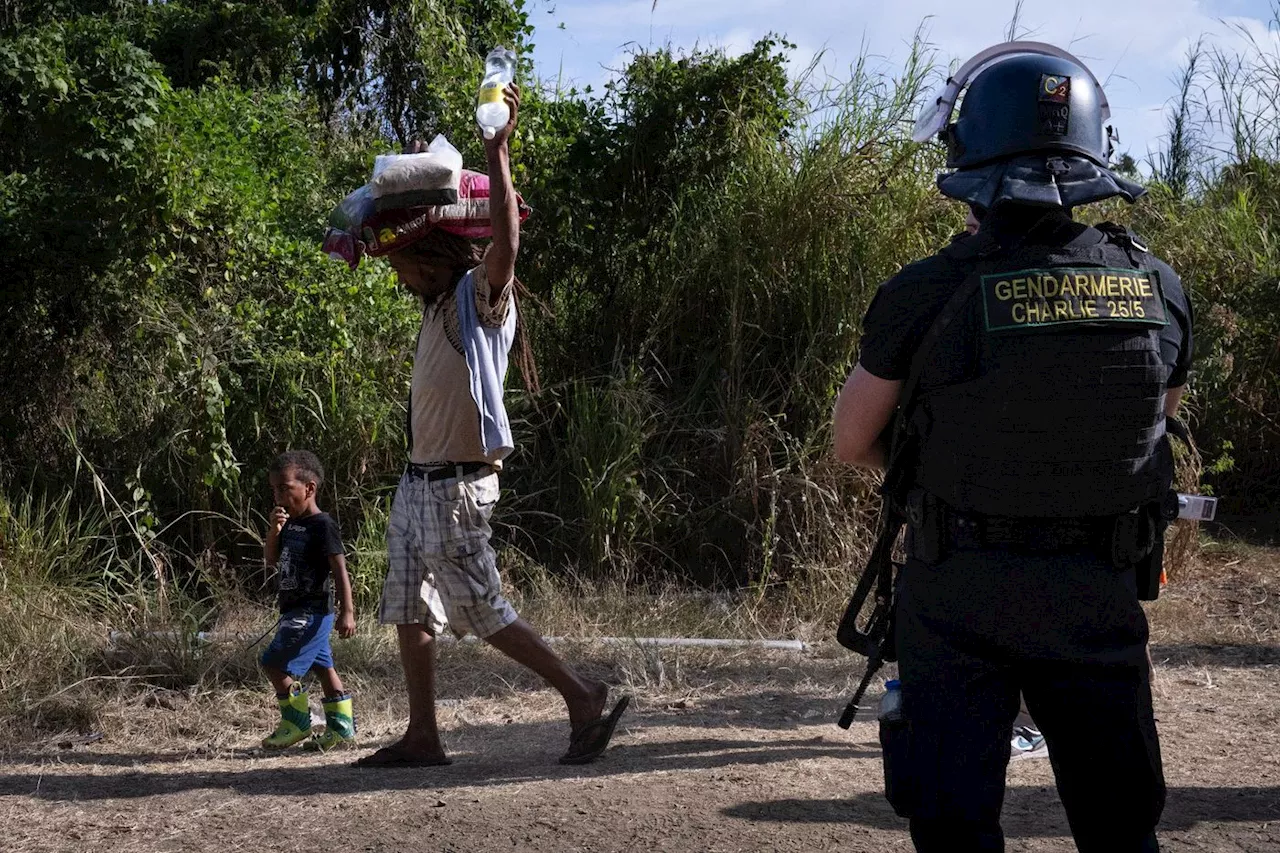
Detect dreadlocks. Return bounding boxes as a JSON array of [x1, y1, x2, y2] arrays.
[[406, 229, 541, 394]]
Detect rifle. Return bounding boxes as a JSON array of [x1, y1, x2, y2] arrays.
[[835, 454, 907, 729], [833, 230, 1003, 730], [832, 271, 969, 729]]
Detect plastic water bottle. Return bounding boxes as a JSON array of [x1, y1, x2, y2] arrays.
[[877, 677, 908, 806], [877, 679, 902, 722], [475, 47, 516, 140]]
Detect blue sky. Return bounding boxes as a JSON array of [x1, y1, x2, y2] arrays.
[[526, 0, 1280, 167]]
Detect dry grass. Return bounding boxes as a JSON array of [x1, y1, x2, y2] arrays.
[[4, 569, 862, 753], [5, 535, 1275, 751], [1147, 536, 1280, 659], [8, 636, 870, 765], [2, 547, 1275, 853]]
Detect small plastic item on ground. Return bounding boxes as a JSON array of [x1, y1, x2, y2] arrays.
[[370, 134, 463, 212], [476, 47, 516, 140]]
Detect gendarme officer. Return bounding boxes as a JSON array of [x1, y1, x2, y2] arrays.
[[833, 45, 1193, 852]]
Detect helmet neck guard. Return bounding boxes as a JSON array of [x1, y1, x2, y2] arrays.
[[937, 154, 1146, 210]]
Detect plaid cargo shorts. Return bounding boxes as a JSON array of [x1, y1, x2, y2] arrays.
[[379, 466, 519, 638]]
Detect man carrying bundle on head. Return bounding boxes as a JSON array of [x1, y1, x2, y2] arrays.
[[331, 83, 629, 768]]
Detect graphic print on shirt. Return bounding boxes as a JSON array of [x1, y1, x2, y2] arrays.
[[274, 514, 340, 613], [276, 523, 306, 594]]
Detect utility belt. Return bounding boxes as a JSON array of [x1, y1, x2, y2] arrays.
[[904, 489, 1163, 583], [406, 460, 492, 483]]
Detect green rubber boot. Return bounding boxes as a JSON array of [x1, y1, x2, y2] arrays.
[[305, 694, 357, 752], [262, 685, 312, 749]]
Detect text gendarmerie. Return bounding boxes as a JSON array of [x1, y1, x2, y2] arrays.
[[981, 267, 1169, 332]]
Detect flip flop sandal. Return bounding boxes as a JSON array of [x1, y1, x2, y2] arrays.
[[352, 744, 454, 769], [559, 695, 631, 765]]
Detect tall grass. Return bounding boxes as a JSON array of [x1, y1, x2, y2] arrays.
[[0, 473, 264, 732], [1157, 40, 1206, 199], [0, 489, 117, 729], [4, 22, 1280, 736], [1125, 8, 1280, 510], [503, 37, 954, 591]]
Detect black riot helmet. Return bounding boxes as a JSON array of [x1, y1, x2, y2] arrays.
[[945, 53, 1110, 169], [914, 43, 1142, 209]]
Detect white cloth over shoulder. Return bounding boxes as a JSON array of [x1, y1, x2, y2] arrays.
[[455, 269, 516, 459]]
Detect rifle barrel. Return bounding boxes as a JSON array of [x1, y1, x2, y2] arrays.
[[838, 656, 884, 729]]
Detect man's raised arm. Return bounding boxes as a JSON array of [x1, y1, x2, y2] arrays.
[[485, 83, 521, 289]]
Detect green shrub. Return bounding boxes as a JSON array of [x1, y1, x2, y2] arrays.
[[0, 6, 1277, 621]]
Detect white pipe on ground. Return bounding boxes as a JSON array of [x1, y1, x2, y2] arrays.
[[107, 630, 808, 651], [539, 636, 809, 652]]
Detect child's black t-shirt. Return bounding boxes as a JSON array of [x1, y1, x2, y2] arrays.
[[275, 511, 343, 614]]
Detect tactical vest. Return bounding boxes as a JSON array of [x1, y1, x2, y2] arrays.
[[911, 226, 1174, 519]]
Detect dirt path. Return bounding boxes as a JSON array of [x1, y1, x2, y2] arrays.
[[3, 648, 1278, 852]]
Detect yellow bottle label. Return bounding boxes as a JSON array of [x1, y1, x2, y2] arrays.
[[478, 81, 505, 104]]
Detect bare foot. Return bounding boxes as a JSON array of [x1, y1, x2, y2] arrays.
[[353, 736, 450, 768], [568, 680, 609, 734]]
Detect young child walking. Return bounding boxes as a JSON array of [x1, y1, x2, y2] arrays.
[[260, 450, 358, 751]]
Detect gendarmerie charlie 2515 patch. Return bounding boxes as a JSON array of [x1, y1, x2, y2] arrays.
[[981, 267, 1169, 332]]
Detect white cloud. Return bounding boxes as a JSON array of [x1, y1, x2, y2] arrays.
[[528, 0, 1280, 157]]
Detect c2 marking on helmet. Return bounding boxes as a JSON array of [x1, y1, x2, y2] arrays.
[[1037, 74, 1072, 135], [981, 267, 1169, 332], [1040, 74, 1071, 103]]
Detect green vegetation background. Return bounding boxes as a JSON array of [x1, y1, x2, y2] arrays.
[[2, 3, 1277, 712]]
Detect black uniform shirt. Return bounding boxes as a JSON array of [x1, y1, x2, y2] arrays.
[[859, 208, 1193, 389]]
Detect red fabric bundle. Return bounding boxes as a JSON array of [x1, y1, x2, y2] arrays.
[[323, 170, 531, 268]]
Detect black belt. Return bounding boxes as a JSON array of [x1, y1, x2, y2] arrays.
[[945, 512, 1112, 552], [407, 461, 491, 482], [906, 489, 1120, 561]]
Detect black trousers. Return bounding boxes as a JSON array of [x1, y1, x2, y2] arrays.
[[883, 549, 1165, 853]]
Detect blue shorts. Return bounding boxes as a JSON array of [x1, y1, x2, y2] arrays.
[[260, 610, 335, 678]]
